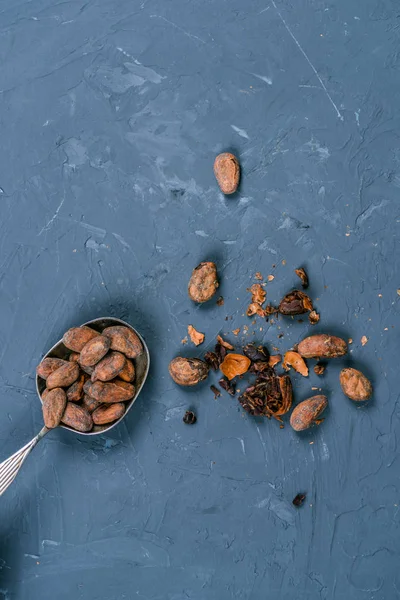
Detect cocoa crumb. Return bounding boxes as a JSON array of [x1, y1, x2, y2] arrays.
[[309, 310, 320, 325], [278, 333, 284, 339], [216, 296, 224, 306], [255, 272, 263, 280], [232, 328, 241, 336], [314, 363, 326, 376], [210, 385, 221, 399], [293, 493, 306, 507], [183, 410, 197, 425], [267, 275, 275, 282], [181, 337, 188, 345], [361, 335, 368, 346]]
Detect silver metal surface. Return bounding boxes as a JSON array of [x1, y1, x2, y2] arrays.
[[0, 317, 150, 495]]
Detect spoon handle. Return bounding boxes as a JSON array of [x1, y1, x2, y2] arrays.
[[0, 426, 50, 496]]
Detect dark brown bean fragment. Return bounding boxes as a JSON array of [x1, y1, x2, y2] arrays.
[[219, 377, 236, 396], [83, 380, 135, 403], [118, 359, 135, 382], [314, 363, 326, 376], [298, 334, 347, 359], [91, 352, 126, 382], [102, 326, 143, 359], [290, 395, 328, 431], [79, 335, 110, 368], [92, 402, 125, 425], [61, 403, 93, 432], [279, 290, 313, 315], [42, 388, 67, 428], [169, 357, 209, 386], [66, 373, 86, 402], [47, 363, 80, 390], [188, 262, 219, 303], [293, 493, 306, 507], [210, 385, 221, 399], [63, 326, 99, 352], [36, 358, 69, 380], [82, 394, 102, 413], [243, 343, 270, 362], [183, 410, 197, 425], [340, 368, 372, 401], [214, 152, 240, 194]]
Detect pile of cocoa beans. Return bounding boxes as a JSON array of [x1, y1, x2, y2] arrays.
[[37, 325, 143, 433]]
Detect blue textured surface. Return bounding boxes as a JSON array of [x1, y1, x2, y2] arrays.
[[0, 1, 399, 598]]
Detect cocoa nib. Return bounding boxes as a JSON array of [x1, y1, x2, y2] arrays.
[[293, 493, 306, 507], [204, 351, 219, 371], [210, 385, 221, 399], [216, 296, 224, 306], [314, 363, 326, 376], [219, 377, 236, 396], [295, 267, 309, 289], [279, 290, 313, 315], [238, 372, 293, 420], [183, 410, 197, 425], [204, 342, 226, 370], [243, 343, 270, 363]]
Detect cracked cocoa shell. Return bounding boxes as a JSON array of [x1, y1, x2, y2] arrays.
[[290, 395, 328, 431], [61, 402, 93, 432], [83, 380, 135, 403], [340, 368, 372, 401], [103, 326, 143, 359], [298, 334, 347, 358], [92, 402, 126, 425], [214, 152, 240, 194], [91, 352, 126, 382], [169, 357, 209, 386], [46, 363, 80, 390], [279, 290, 313, 315], [79, 335, 110, 368], [42, 388, 67, 429], [63, 326, 99, 352], [37, 358, 69, 380], [188, 261, 219, 303]]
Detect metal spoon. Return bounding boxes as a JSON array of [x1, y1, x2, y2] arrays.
[[0, 317, 150, 496]]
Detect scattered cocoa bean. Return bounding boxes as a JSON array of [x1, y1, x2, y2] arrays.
[[188, 261, 219, 303], [298, 334, 347, 358], [290, 395, 328, 431], [169, 357, 209, 386], [340, 368, 372, 401], [214, 152, 240, 194]]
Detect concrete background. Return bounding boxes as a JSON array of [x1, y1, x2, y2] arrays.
[[0, 0, 399, 598]]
